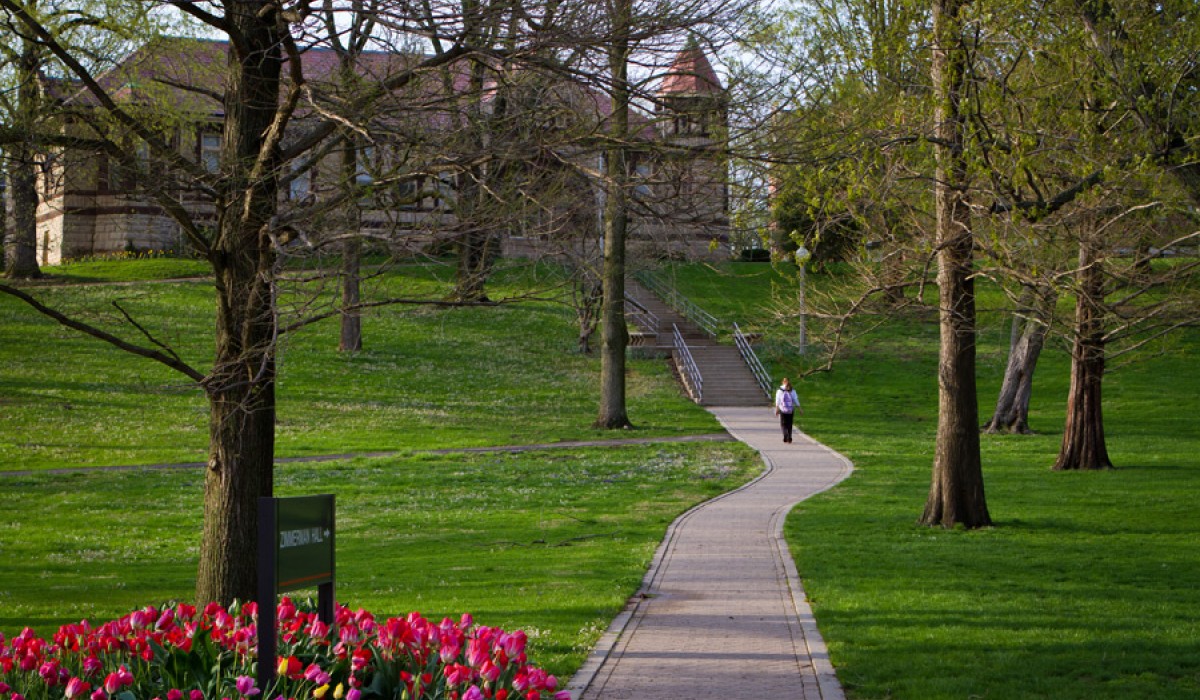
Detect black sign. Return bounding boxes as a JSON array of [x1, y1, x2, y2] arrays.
[[257, 495, 336, 690], [274, 495, 335, 592]]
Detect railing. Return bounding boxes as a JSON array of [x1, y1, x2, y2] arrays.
[[673, 323, 703, 403], [636, 270, 720, 337], [623, 294, 659, 334], [733, 322, 772, 398]]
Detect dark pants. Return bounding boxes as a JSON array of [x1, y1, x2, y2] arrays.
[[779, 411, 795, 442]]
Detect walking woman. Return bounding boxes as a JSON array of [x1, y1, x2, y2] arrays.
[[774, 377, 802, 443]]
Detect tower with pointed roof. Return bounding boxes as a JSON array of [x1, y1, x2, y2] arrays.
[[657, 37, 728, 142], [629, 39, 729, 258]]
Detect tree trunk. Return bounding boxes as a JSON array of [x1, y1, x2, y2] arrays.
[[595, 0, 633, 429], [194, 3, 283, 606], [880, 210, 906, 305], [1053, 238, 1112, 470], [983, 286, 1055, 434], [0, 172, 7, 261], [455, 226, 496, 302], [453, 58, 501, 304], [577, 280, 602, 354], [4, 39, 43, 279], [5, 147, 41, 278], [340, 144, 362, 353], [339, 236, 362, 352], [920, 0, 991, 529]]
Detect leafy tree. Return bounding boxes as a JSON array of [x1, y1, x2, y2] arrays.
[[919, 0, 990, 528]]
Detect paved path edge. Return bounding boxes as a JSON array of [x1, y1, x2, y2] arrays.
[[565, 412, 855, 699]]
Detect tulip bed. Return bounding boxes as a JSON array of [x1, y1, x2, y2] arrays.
[[0, 599, 568, 700]]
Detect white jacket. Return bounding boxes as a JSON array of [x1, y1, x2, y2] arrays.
[[775, 387, 799, 414]]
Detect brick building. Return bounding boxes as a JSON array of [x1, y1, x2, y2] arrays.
[[33, 37, 729, 264]]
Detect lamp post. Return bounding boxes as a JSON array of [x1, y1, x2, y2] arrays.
[[795, 244, 810, 354]]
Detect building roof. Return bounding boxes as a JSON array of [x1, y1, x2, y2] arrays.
[[67, 36, 683, 142], [67, 37, 422, 117], [658, 42, 723, 96]]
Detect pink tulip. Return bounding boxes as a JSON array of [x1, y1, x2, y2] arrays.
[[479, 660, 501, 684], [303, 664, 330, 686], [234, 676, 259, 697], [64, 677, 91, 699], [19, 654, 37, 672], [190, 690, 204, 700], [462, 688, 483, 700], [465, 639, 489, 668], [277, 599, 297, 623], [155, 609, 176, 631], [167, 689, 183, 700], [307, 620, 329, 641], [103, 673, 122, 695], [444, 663, 472, 686]]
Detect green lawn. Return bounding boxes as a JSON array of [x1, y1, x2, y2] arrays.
[[1, 259, 718, 471], [672, 260, 1200, 700], [4, 257, 1199, 697], [0, 442, 762, 678], [0, 257, 759, 678]]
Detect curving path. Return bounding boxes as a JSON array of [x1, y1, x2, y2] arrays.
[[567, 406, 853, 700]]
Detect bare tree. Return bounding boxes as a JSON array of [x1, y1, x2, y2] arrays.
[[0, 0, 766, 602]]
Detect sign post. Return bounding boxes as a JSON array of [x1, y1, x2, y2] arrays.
[[257, 494, 335, 691]]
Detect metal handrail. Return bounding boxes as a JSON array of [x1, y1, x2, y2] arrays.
[[636, 270, 720, 337], [623, 294, 659, 333], [672, 323, 703, 403], [733, 322, 772, 398]]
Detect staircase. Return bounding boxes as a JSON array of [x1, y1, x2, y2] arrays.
[[626, 278, 769, 407]]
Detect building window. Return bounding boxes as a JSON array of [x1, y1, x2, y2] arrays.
[[397, 177, 421, 209], [288, 161, 312, 201], [200, 132, 220, 173], [355, 146, 375, 186], [110, 140, 149, 191], [633, 160, 653, 198]]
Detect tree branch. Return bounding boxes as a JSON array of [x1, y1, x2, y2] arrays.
[[0, 283, 206, 383]]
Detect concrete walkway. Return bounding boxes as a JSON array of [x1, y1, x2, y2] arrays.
[[567, 406, 854, 699]]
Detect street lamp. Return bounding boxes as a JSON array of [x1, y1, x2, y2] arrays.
[[795, 244, 810, 354]]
